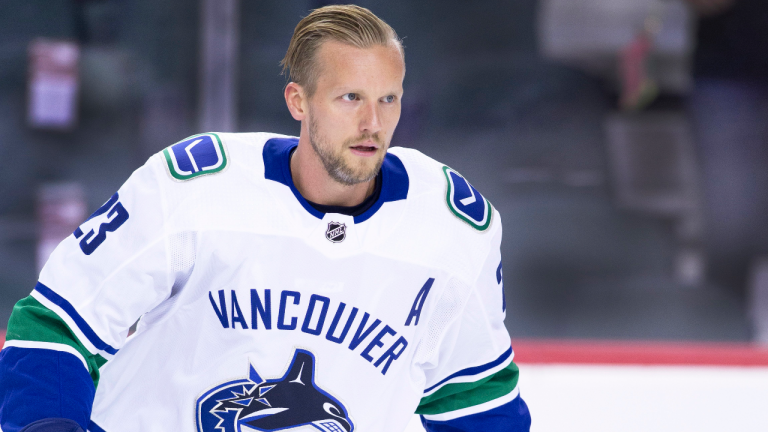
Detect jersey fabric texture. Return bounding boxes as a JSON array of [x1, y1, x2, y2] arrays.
[[0, 132, 530, 432]]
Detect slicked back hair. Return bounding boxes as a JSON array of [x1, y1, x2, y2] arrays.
[[281, 5, 403, 98]]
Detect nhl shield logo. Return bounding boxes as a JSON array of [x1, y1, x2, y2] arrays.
[[325, 222, 346, 243]]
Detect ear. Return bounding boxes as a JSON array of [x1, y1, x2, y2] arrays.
[[284, 82, 307, 121]]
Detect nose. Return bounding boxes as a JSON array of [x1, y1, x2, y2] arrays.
[[359, 100, 382, 135]]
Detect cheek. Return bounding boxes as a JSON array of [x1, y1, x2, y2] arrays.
[[316, 113, 354, 143], [383, 107, 401, 131], [326, 104, 357, 125]]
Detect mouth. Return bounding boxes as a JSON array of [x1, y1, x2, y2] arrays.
[[349, 141, 379, 157]]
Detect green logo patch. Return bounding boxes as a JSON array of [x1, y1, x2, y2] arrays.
[[163, 133, 228, 181], [443, 166, 492, 231]]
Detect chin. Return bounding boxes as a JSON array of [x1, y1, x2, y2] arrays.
[[341, 161, 380, 184]]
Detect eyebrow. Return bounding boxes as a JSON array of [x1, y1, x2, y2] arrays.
[[331, 86, 401, 96]]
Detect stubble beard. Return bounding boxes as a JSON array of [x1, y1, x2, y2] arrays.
[[307, 112, 386, 186]]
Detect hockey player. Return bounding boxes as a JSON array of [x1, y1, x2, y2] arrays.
[[0, 5, 531, 432]]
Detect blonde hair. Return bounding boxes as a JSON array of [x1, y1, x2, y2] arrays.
[[281, 5, 403, 97]]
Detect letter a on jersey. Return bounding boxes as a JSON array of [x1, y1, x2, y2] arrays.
[[405, 278, 434, 326], [164, 133, 228, 181], [443, 166, 492, 231]]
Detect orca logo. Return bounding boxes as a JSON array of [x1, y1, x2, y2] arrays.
[[325, 222, 346, 243], [196, 349, 354, 432], [163, 133, 228, 181], [442, 166, 492, 231]]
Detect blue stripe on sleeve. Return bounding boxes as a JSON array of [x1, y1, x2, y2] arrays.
[[420, 393, 531, 432], [33, 282, 119, 355], [424, 347, 513, 394], [0, 347, 95, 432]]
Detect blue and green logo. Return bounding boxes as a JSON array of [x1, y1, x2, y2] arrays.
[[163, 133, 228, 181], [443, 166, 492, 231]]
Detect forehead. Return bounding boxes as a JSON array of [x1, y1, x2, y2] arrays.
[[313, 40, 404, 90]]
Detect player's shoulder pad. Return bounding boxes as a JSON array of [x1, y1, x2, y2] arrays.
[[389, 147, 494, 233], [161, 132, 228, 182]]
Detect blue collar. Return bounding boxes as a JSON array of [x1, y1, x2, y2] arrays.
[[263, 137, 409, 223]]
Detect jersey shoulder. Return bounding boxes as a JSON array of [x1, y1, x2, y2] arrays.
[[153, 131, 294, 183], [388, 146, 498, 234]]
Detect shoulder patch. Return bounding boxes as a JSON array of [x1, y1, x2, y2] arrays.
[[443, 166, 493, 231], [163, 133, 228, 181]]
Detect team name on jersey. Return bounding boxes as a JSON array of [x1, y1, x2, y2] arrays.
[[208, 288, 409, 376]]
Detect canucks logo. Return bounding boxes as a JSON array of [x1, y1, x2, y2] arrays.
[[196, 349, 354, 432], [163, 133, 228, 181], [443, 166, 493, 231]]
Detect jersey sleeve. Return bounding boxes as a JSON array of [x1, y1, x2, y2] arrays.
[[415, 223, 531, 432], [0, 155, 172, 431]]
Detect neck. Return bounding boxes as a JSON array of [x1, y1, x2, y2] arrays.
[[290, 133, 376, 207]]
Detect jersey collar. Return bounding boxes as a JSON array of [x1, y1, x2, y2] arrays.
[[263, 137, 409, 224]]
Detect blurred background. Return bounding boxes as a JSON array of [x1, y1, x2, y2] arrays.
[[2, 0, 768, 430], [3, 0, 768, 343]]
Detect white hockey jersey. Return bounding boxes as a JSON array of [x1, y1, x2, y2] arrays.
[[1, 133, 521, 432]]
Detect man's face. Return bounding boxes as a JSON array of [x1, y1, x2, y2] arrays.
[[305, 40, 405, 186]]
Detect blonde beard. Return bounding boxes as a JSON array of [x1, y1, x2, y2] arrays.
[[307, 112, 385, 186]]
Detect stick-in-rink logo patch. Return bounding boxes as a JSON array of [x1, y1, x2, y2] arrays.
[[443, 166, 492, 231], [325, 222, 346, 243], [196, 349, 353, 432], [163, 133, 228, 181]]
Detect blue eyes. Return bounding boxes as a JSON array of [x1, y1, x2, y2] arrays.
[[341, 94, 396, 103]]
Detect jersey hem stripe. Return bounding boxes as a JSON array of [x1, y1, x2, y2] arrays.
[[421, 385, 520, 422], [33, 282, 119, 356], [2, 340, 88, 370], [424, 347, 513, 394]]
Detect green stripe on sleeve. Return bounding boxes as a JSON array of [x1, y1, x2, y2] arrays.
[[416, 360, 520, 415], [5, 295, 108, 387]]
